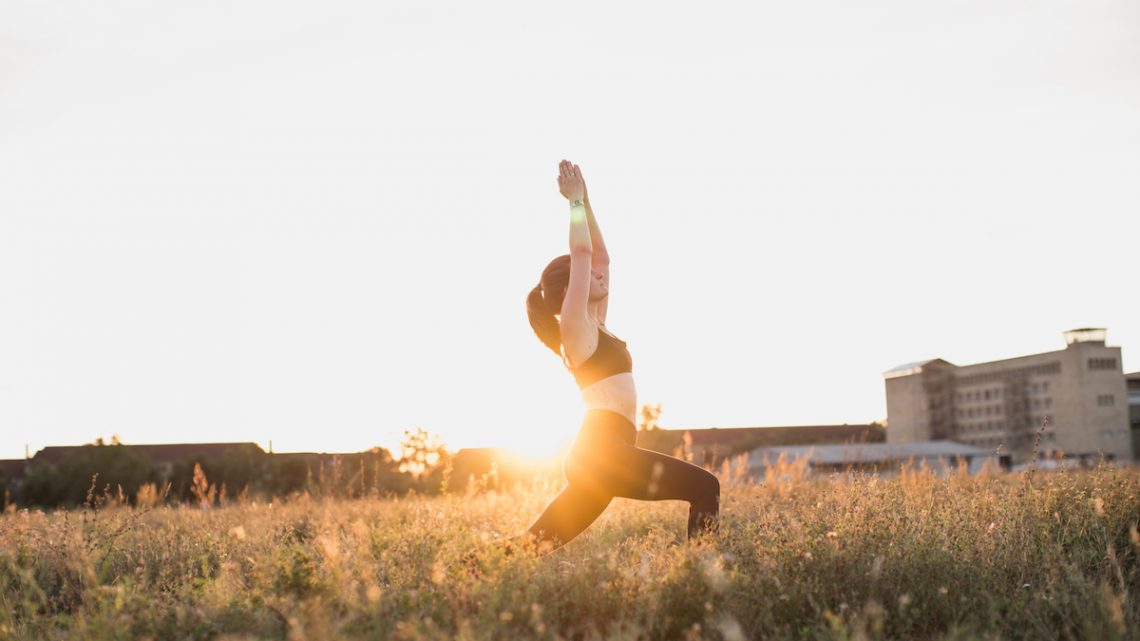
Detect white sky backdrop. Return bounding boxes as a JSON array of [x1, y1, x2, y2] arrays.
[[1, 0, 1137, 459]]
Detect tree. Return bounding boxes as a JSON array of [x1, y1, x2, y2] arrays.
[[397, 427, 452, 492], [398, 427, 447, 477], [638, 403, 664, 431], [635, 403, 683, 455]]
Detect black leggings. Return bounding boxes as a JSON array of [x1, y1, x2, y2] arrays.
[[527, 409, 720, 549]]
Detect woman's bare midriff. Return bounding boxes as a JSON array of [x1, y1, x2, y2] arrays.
[[579, 372, 637, 425]]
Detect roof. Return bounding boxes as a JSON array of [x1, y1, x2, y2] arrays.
[[270, 450, 392, 463], [663, 424, 883, 450], [0, 459, 27, 479], [32, 442, 263, 465], [883, 358, 956, 378], [748, 440, 995, 467]]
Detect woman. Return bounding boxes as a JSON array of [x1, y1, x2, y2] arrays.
[[517, 159, 720, 554]]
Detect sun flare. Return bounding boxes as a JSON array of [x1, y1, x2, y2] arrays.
[[499, 434, 575, 463]]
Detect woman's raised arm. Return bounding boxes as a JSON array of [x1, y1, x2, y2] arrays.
[[576, 163, 610, 324], [558, 160, 590, 254], [557, 160, 595, 364], [577, 164, 609, 266]]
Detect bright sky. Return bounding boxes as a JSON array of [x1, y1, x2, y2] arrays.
[[2, 0, 1137, 461]]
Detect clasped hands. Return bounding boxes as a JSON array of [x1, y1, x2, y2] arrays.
[[556, 159, 588, 203]]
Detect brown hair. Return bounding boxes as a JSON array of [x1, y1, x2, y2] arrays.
[[526, 254, 572, 367]]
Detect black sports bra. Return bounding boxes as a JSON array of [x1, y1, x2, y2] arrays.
[[566, 327, 633, 388]]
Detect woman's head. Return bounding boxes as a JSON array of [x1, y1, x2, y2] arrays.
[[526, 255, 572, 358], [526, 254, 609, 359]]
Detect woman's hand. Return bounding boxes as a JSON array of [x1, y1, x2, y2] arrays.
[[576, 163, 590, 201], [557, 159, 585, 202]]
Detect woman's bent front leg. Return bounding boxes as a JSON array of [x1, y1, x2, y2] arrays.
[[526, 482, 613, 552]]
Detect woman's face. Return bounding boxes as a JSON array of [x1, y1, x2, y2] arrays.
[[560, 269, 608, 304], [588, 268, 608, 301]]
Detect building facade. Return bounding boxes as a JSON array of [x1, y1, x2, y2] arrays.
[[884, 329, 1131, 464]]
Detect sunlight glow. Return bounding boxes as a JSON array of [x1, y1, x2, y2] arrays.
[[0, 0, 1135, 459]]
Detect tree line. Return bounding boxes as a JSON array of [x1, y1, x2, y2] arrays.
[[2, 428, 453, 509]]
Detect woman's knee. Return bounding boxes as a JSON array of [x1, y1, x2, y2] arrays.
[[699, 469, 720, 504], [564, 450, 607, 494], [563, 450, 591, 485]]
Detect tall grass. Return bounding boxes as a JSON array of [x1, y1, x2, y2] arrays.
[[1, 461, 1138, 640]]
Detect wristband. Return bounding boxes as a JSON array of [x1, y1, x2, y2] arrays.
[[569, 199, 586, 223]]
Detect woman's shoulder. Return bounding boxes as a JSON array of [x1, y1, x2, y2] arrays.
[[561, 318, 604, 368]]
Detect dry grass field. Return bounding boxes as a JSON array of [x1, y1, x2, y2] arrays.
[[2, 461, 1138, 641]]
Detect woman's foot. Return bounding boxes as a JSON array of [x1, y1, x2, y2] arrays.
[[459, 532, 552, 578]]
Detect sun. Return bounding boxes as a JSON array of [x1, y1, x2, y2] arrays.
[[505, 433, 575, 462], [490, 419, 576, 463]]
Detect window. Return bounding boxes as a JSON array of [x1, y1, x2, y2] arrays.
[[1044, 398, 1052, 409], [1097, 394, 1115, 407], [1089, 358, 1118, 371], [1032, 383, 1040, 394], [1043, 382, 1050, 393]]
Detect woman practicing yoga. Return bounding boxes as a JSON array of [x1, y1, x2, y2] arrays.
[[517, 159, 720, 554]]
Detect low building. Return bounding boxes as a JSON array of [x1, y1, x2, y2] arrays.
[[884, 329, 1131, 465], [449, 448, 561, 490], [447, 425, 884, 488], [30, 442, 264, 478], [1128, 371, 1140, 459], [0, 459, 28, 496], [637, 424, 884, 468], [747, 440, 1001, 477]]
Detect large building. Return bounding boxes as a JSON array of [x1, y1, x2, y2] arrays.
[[884, 329, 1131, 465]]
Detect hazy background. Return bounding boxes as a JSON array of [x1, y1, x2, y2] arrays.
[[2, 0, 1137, 459]]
